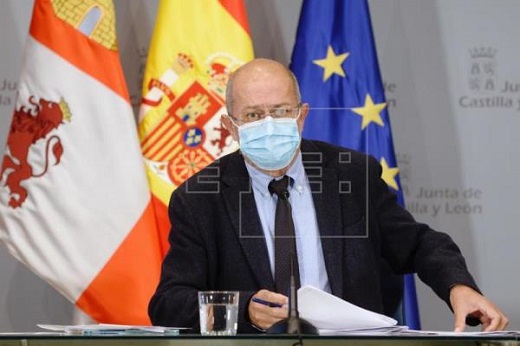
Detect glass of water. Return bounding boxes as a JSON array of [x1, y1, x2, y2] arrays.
[[198, 291, 239, 335]]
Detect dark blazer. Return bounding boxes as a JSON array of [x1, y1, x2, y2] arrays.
[[149, 140, 478, 333]]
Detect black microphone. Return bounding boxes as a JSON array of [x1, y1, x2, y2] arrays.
[[267, 253, 318, 335]]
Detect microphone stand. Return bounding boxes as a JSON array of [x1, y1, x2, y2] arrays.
[[267, 254, 318, 335]]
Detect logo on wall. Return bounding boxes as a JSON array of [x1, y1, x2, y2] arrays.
[[468, 47, 497, 93], [459, 46, 520, 111]]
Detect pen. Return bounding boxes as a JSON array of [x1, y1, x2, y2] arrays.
[[251, 297, 284, 308]]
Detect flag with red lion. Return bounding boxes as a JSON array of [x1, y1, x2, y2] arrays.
[[0, 0, 161, 325]]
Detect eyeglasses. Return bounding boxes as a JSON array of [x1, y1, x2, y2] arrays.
[[229, 103, 302, 125]]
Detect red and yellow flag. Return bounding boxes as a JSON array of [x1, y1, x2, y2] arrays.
[[0, 0, 162, 324], [139, 0, 254, 249]]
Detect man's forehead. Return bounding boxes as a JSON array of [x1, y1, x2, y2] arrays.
[[234, 88, 296, 106], [235, 63, 290, 83]]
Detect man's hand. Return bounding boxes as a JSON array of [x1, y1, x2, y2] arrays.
[[450, 285, 508, 332], [248, 289, 289, 330]]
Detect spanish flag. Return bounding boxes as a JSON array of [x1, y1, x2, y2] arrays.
[[0, 0, 162, 324], [139, 0, 254, 251]]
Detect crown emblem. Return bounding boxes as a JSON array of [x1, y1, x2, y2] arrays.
[[469, 47, 496, 59]]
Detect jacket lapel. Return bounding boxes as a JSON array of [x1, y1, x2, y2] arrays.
[[221, 152, 275, 290], [301, 144, 344, 299]]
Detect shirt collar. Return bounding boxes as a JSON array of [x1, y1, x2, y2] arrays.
[[245, 153, 306, 197]]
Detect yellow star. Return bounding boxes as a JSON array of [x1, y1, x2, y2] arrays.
[[313, 46, 349, 82], [380, 158, 399, 191], [351, 94, 387, 130]]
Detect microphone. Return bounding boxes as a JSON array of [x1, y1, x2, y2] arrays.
[[267, 253, 318, 335]]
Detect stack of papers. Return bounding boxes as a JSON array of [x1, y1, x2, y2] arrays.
[[397, 329, 520, 337], [297, 285, 407, 335], [37, 323, 184, 335]]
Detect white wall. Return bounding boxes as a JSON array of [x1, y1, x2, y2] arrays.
[[0, 0, 518, 332]]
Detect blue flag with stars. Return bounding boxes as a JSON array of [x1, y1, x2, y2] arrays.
[[290, 0, 421, 329]]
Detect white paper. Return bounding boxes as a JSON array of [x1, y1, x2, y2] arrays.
[[319, 326, 408, 336], [398, 329, 520, 337], [297, 285, 398, 334], [37, 323, 185, 334]]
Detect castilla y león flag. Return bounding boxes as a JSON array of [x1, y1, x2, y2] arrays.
[[138, 0, 254, 247], [0, 0, 162, 324]]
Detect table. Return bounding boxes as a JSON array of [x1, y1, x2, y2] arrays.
[[0, 334, 519, 346]]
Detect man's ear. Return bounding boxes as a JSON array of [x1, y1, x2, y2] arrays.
[[222, 114, 239, 142]]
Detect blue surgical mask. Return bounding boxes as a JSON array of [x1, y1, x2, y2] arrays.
[[238, 116, 301, 171]]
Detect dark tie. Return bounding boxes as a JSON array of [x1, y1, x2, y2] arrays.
[[268, 175, 300, 296]]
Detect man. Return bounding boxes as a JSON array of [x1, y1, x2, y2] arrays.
[[149, 59, 508, 333]]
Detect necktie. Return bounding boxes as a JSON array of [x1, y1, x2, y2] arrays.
[[268, 175, 300, 296]]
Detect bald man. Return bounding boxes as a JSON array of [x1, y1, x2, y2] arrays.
[[149, 59, 507, 333]]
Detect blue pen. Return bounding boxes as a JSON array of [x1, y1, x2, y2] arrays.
[[251, 297, 284, 308]]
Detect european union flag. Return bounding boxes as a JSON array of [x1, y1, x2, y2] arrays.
[[290, 0, 421, 329]]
